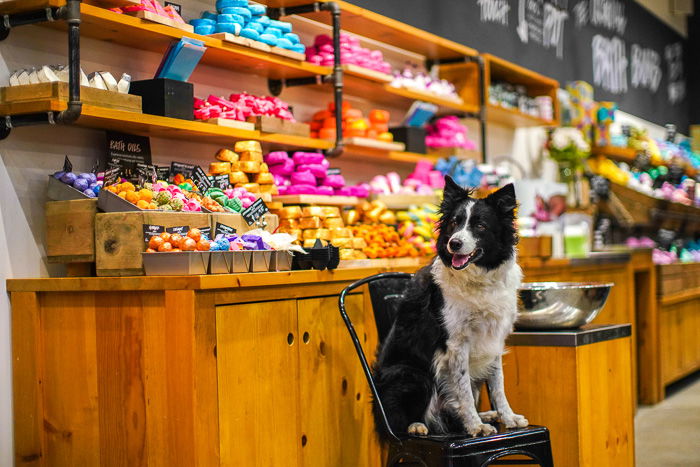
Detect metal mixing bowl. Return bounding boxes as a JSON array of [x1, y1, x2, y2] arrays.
[[516, 282, 614, 329]]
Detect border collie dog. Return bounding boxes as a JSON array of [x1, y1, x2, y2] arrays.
[[372, 176, 528, 439]]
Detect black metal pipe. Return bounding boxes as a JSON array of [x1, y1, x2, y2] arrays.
[[56, 0, 82, 124], [322, 2, 343, 157], [477, 55, 487, 163], [3, 7, 57, 28], [3, 112, 57, 128]]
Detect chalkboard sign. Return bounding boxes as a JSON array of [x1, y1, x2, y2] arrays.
[[347, 0, 689, 131], [242, 198, 269, 225], [105, 131, 152, 169], [192, 165, 213, 192]]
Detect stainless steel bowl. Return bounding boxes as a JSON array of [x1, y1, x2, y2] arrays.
[[516, 282, 614, 329]]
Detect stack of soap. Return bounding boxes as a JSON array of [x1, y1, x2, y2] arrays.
[[264, 151, 369, 197], [425, 116, 477, 150], [194, 93, 294, 122], [8, 66, 131, 94], [274, 205, 360, 252], [309, 101, 394, 143], [306, 33, 391, 74], [208, 142, 278, 195], [189, 0, 305, 53]]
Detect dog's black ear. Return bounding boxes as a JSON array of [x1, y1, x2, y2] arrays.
[[486, 183, 517, 215], [443, 175, 470, 205]]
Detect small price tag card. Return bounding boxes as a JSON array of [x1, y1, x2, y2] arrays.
[[210, 174, 230, 190], [63, 155, 73, 173], [166, 225, 189, 235], [136, 163, 158, 185], [156, 166, 171, 182], [170, 161, 195, 179], [200, 226, 212, 239], [104, 166, 121, 186], [143, 224, 165, 243], [327, 168, 341, 175], [192, 165, 213, 192], [241, 198, 269, 226], [215, 222, 237, 237]]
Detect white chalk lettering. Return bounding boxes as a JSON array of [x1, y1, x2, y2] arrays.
[[590, 0, 627, 35], [542, 3, 568, 58], [592, 34, 628, 94], [630, 44, 662, 92], [478, 0, 510, 26], [665, 43, 685, 104], [573, 0, 588, 28]]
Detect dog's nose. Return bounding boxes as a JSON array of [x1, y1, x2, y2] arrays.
[[448, 238, 463, 252]]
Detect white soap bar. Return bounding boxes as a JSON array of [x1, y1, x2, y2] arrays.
[[80, 68, 89, 87], [117, 73, 131, 94], [38, 65, 59, 83], [8, 70, 21, 86], [89, 72, 107, 90], [28, 68, 40, 84], [56, 67, 69, 82], [17, 70, 30, 85], [99, 71, 119, 92]]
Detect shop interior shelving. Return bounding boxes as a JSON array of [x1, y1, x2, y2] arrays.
[[482, 53, 559, 127], [592, 145, 699, 177], [0, 0, 560, 166]]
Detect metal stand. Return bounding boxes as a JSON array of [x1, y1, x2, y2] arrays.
[[0, 0, 82, 140], [268, 1, 343, 157]]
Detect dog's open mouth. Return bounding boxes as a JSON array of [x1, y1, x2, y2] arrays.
[[451, 248, 483, 270]]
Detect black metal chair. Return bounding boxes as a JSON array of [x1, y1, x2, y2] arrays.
[[338, 272, 555, 467]]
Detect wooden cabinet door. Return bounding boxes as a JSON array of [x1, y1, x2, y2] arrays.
[[297, 294, 381, 467], [216, 300, 301, 467]]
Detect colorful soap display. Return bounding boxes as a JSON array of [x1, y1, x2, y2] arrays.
[[194, 93, 295, 122], [8, 66, 131, 93], [309, 101, 394, 142], [425, 116, 477, 151], [207, 143, 278, 196], [146, 228, 212, 253], [189, 1, 305, 53], [110, 0, 187, 25], [305, 33, 391, 74], [52, 170, 103, 198], [264, 150, 369, 197], [389, 63, 462, 102], [490, 80, 553, 121]]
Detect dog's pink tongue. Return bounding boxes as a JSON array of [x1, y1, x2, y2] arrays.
[[452, 254, 469, 268]]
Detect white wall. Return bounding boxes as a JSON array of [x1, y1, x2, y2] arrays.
[[0, 2, 686, 466]]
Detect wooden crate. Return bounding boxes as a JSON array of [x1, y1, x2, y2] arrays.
[[246, 115, 310, 137], [95, 212, 211, 276], [0, 82, 142, 112], [45, 199, 98, 263], [209, 213, 279, 235]]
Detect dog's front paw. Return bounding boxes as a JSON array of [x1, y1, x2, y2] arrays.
[[501, 413, 528, 428], [478, 410, 499, 423], [466, 422, 497, 437], [407, 422, 429, 436]]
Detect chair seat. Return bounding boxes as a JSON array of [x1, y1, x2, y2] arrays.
[[389, 425, 552, 466]]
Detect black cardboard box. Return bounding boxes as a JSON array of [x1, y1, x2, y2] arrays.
[[129, 78, 193, 120], [389, 126, 426, 154]]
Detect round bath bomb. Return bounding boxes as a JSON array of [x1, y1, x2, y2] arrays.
[[73, 177, 89, 192], [276, 38, 294, 49], [60, 172, 77, 185], [264, 27, 282, 38], [291, 171, 317, 186], [222, 6, 251, 20]]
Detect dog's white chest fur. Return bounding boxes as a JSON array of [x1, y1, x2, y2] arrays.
[[431, 258, 522, 379]]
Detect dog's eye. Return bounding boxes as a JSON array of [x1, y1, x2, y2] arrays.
[[449, 219, 458, 228], [475, 223, 487, 231]]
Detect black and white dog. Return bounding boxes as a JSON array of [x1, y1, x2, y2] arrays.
[[372, 176, 528, 439]]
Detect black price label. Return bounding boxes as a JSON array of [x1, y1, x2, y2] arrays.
[[170, 161, 195, 179], [104, 166, 121, 186], [327, 168, 341, 176], [164, 1, 181, 13], [241, 198, 269, 226], [105, 131, 152, 171], [212, 174, 230, 190], [166, 225, 190, 235], [136, 163, 158, 185], [215, 222, 237, 238], [63, 155, 73, 173], [143, 224, 165, 243], [192, 165, 213, 192], [200, 226, 212, 239], [156, 166, 170, 182]]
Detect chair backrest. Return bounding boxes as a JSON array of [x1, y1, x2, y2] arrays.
[[338, 272, 414, 444]]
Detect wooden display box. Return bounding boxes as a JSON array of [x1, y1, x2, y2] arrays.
[[438, 61, 480, 111], [95, 211, 210, 276], [0, 82, 142, 113], [246, 115, 310, 137], [657, 263, 700, 296], [45, 199, 98, 263], [209, 212, 279, 235]]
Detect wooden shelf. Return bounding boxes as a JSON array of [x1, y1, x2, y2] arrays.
[[41, 4, 330, 81], [259, 0, 477, 60], [0, 0, 137, 15], [487, 104, 554, 127], [371, 193, 440, 209], [0, 99, 333, 150], [593, 146, 699, 177]]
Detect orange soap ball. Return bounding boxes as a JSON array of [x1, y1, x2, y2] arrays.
[[369, 109, 390, 123], [157, 242, 173, 252], [181, 237, 197, 251], [170, 234, 184, 248], [319, 127, 337, 140], [148, 236, 165, 250], [378, 132, 394, 142], [322, 117, 337, 129], [187, 228, 202, 242]]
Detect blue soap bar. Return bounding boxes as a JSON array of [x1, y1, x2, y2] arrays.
[[191, 18, 216, 27], [195, 25, 216, 35], [276, 38, 294, 49], [264, 27, 282, 38], [258, 33, 278, 46], [201, 11, 218, 20], [216, 0, 248, 9], [240, 28, 260, 40], [269, 20, 292, 33], [245, 22, 264, 33], [222, 6, 251, 20], [290, 43, 306, 54], [248, 4, 266, 16], [252, 15, 270, 26], [217, 13, 244, 24], [215, 22, 242, 34], [283, 32, 299, 44]]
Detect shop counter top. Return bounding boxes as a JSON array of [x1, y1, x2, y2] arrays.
[[508, 323, 632, 347]]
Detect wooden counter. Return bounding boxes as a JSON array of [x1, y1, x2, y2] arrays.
[[8, 255, 638, 466]]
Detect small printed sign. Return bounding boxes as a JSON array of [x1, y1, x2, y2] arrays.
[[200, 226, 212, 239], [63, 155, 73, 173], [241, 198, 269, 226], [143, 224, 165, 243], [170, 161, 196, 180], [211, 174, 230, 190], [105, 131, 152, 170], [215, 222, 237, 237], [166, 225, 189, 235], [103, 166, 121, 186], [192, 165, 213, 192], [327, 168, 341, 176], [136, 163, 158, 185], [164, 1, 181, 14], [156, 166, 171, 182]]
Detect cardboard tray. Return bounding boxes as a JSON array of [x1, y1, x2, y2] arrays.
[[270, 250, 293, 271], [47, 176, 92, 201], [250, 250, 272, 272], [98, 189, 143, 212], [208, 251, 253, 274], [142, 251, 211, 275]]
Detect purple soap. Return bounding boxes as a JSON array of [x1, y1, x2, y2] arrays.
[[322, 174, 345, 188], [286, 184, 317, 195], [296, 163, 327, 179], [269, 158, 295, 176], [265, 151, 289, 166], [291, 170, 317, 186], [292, 151, 324, 165]]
